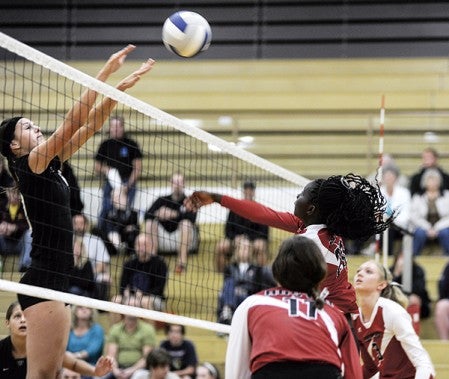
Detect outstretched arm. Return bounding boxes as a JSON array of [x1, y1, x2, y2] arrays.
[[64, 44, 137, 130], [185, 191, 300, 233], [58, 58, 155, 162], [28, 45, 152, 173]]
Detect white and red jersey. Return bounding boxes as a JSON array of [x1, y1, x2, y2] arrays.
[[225, 287, 363, 379], [221, 196, 358, 314], [353, 297, 435, 379]]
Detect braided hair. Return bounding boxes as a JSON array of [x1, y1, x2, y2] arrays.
[[308, 173, 394, 241]]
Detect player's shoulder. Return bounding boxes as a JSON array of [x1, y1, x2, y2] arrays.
[[0, 335, 11, 351], [378, 296, 405, 312], [240, 291, 288, 310]]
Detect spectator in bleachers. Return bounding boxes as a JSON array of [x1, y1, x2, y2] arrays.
[[67, 305, 105, 378], [112, 233, 168, 314], [380, 165, 411, 254], [160, 324, 198, 379], [435, 260, 449, 340], [0, 301, 113, 379], [95, 115, 143, 231], [196, 362, 220, 379], [366, 153, 409, 188], [215, 180, 269, 272], [104, 304, 156, 379], [131, 348, 181, 379], [409, 168, 449, 256], [73, 213, 111, 301], [0, 187, 29, 260], [61, 367, 82, 379], [409, 147, 449, 196], [18, 229, 32, 272], [103, 187, 140, 255], [68, 236, 95, 297], [0, 156, 14, 202], [390, 250, 431, 334], [217, 235, 275, 325], [145, 173, 198, 274]]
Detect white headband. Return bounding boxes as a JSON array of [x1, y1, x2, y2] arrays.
[[203, 362, 218, 378]]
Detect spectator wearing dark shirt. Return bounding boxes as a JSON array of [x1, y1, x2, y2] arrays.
[[390, 250, 431, 335], [103, 187, 140, 255], [145, 173, 197, 274], [68, 236, 95, 297], [435, 260, 449, 340], [94, 115, 143, 231], [112, 233, 168, 313], [0, 156, 14, 203], [215, 181, 269, 272], [160, 324, 198, 379], [0, 187, 29, 259], [217, 236, 275, 325]]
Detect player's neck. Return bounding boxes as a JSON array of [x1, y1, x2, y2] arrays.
[[11, 334, 27, 358], [358, 293, 379, 323]]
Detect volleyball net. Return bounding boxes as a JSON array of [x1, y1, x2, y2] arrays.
[[0, 31, 309, 334]]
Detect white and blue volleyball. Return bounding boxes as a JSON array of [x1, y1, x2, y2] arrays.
[[162, 11, 212, 58]]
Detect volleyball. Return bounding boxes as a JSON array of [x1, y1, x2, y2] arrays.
[[162, 11, 212, 58]]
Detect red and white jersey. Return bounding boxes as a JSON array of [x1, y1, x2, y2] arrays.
[[225, 287, 363, 379], [353, 297, 435, 379], [221, 196, 358, 314]]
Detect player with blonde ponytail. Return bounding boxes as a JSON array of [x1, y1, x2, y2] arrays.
[[353, 260, 435, 379]]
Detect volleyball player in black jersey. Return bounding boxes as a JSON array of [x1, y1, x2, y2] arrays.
[[0, 45, 154, 379]]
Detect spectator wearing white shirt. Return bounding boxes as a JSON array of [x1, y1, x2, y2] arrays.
[[131, 348, 180, 379], [409, 168, 449, 256], [380, 165, 411, 254]]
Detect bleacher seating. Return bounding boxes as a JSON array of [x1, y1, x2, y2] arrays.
[[4, 57, 446, 183], [3, 58, 449, 182]]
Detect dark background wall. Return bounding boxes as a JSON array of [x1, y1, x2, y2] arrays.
[[1, 0, 449, 61]]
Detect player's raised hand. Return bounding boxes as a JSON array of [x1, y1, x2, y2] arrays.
[[93, 356, 115, 376], [104, 44, 136, 75], [184, 191, 218, 211], [117, 58, 155, 91]]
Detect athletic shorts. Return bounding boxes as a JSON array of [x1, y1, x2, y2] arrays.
[[157, 223, 198, 253], [18, 266, 69, 310], [252, 361, 342, 379]]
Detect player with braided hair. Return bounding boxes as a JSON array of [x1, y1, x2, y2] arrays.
[[312, 174, 392, 241], [185, 173, 394, 316], [225, 235, 362, 379]]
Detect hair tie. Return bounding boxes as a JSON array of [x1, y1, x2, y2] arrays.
[[390, 281, 403, 289], [203, 362, 218, 378], [340, 176, 351, 189]]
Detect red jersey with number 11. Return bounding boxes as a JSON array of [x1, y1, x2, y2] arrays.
[[225, 288, 362, 379]]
